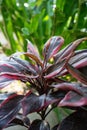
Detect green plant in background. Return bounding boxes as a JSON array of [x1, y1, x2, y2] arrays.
[[0, 0, 87, 55]]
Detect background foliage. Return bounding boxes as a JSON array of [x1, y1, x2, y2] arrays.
[[0, 0, 87, 55]]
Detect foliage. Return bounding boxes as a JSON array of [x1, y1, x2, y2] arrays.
[[57, 110, 87, 130], [0, 0, 87, 54], [0, 36, 87, 130]]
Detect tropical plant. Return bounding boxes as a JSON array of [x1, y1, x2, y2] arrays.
[[0, 0, 87, 54], [0, 36, 87, 130]]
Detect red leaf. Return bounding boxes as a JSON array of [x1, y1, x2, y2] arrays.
[[43, 36, 64, 62], [27, 40, 40, 58], [54, 37, 87, 62], [0, 73, 38, 89], [69, 49, 87, 69], [52, 82, 83, 95], [44, 60, 66, 79], [24, 53, 43, 67], [59, 89, 87, 107], [0, 75, 15, 89], [67, 63, 87, 85], [11, 57, 37, 75]]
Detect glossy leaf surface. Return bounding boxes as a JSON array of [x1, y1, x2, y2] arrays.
[[0, 94, 23, 129], [59, 88, 87, 107], [43, 36, 64, 62], [54, 38, 87, 62], [22, 92, 45, 116], [67, 63, 87, 85]]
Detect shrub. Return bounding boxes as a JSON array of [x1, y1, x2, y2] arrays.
[[0, 36, 87, 130]]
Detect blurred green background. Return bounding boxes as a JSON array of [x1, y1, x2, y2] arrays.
[[0, 0, 87, 55]]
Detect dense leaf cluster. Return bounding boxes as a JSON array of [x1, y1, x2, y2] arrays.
[[0, 36, 87, 130]]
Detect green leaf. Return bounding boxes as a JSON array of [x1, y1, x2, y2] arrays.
[[21, 28, 30, 36]]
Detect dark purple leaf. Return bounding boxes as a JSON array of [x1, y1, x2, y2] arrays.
[[79, 66, 87, 76], [6, 113, 30, 128], [22, 91, 45, 116], [67, 63, 87, 85], [29, 119, 41, 130], [43, 36, 64, 62], [69, 49, 87, 69], [0, 74, 38, 89], [11, 57, 37, 75], [44, 60, 66, 79], [0, 93, 15, 103], [11, 51, 42, 67], [0, 60, 39, 89], [0, 75, 14, 89], [45, 90, 66, 107], [46, 77, 67, 85], [29, 119, 50, 130], [24, 52, 43, 67], [27, 40, 40, 58], [52, 82, 83, 95], [58, 88, 87, 107], [22, 91, 66, 116], [58, 110, 87, 130], [0, 94, 23, 129], [0, 61, 21, 73], [0, 58, 38, 76], [54, 37, 87, 63]]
